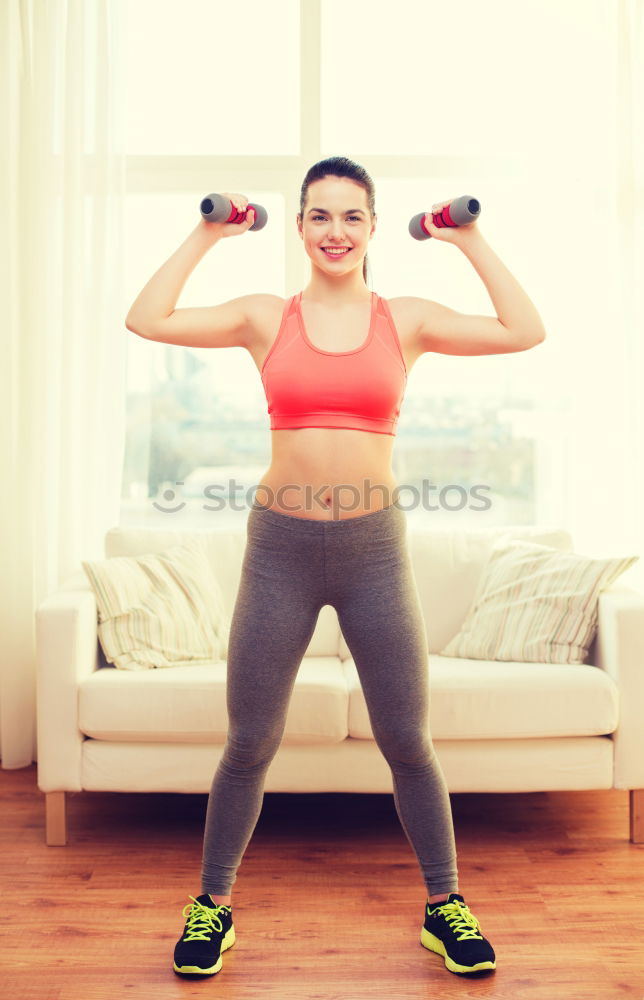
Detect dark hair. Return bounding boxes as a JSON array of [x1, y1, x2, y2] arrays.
[[298, 156, 376, 286]]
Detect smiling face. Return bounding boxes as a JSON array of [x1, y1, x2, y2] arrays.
[[298, 176, 376, 276]]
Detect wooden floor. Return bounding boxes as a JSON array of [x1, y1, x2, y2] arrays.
[[1, 765, 644, 1000]]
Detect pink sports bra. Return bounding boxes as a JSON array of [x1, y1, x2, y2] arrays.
[[261, 291, 408, 435]]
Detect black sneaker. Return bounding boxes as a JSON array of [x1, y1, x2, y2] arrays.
[[420, 892, 496, 975], [173, 893, 235, 976]]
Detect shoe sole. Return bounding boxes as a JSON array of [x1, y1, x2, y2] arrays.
[[420, 927, 496, 975], [173, 925, 236, 976]]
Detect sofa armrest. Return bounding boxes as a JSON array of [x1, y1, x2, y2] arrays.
[[594, 585, 644, 789], [35, 581, 101, 792]]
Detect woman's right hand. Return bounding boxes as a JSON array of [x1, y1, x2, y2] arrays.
[[198, 192, 256, 241]]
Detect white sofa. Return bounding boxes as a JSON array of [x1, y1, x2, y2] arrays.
[[35, 522, 644, 846]]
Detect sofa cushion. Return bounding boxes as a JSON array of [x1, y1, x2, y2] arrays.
[[79, 657, 349, 744], [104, 526, 342, 659], [440, 540, 638, 663], [344, 655, 619, 740], [338, 525, 573, 659], [82, 540, 230, 670]]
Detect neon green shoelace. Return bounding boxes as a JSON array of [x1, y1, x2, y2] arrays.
[[430, 900, 483, 940], [181, 896, 231, 942]]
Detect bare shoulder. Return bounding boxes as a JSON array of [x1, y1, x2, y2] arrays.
[[241, 293, 287, 373], [243, 293, 286, 345], [385, 295, 420, 333], [381, 295, 424, 370]]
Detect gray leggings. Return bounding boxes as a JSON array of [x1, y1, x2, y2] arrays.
[[201, 500, 459, 898]]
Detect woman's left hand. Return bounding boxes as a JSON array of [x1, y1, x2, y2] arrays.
[[422, 200, 480, 247]]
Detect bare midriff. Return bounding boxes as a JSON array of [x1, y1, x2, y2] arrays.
[[250, 294, 421, 522], [255, 427, 399, 521]]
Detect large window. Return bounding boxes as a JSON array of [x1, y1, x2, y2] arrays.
[[122, 0, 619, 532]]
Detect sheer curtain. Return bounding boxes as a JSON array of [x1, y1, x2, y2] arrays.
[[0, 0, 642, 772], [565, 0, 644, 587], [615, 0, 644, 585], [1, 0, 128, 768]]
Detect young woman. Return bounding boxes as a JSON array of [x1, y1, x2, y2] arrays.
[[126, 156, 546, 979]]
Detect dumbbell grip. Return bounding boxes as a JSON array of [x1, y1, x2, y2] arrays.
[[200, 193, 267, 232], [409, 195, 481, 240]]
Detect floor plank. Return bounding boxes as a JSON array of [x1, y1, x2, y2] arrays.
[[1, 764, 643, 999]]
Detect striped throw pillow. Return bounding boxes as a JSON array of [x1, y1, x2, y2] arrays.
[[82, 540, 230, 670], [439, 540, 638, 663]]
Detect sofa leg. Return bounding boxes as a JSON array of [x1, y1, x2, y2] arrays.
[[46, 791, 67, 846], [630, 789, 644, 843]]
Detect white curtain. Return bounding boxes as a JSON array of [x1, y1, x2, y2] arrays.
[[0, 0, 642, 771], [567, 0, 644, 589], [616, 0, 644, 583], [0, 0, 128, 768]]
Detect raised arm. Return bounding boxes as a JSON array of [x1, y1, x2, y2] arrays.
[[125, 194, 257, 349], [413, 205, 547, 356]]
